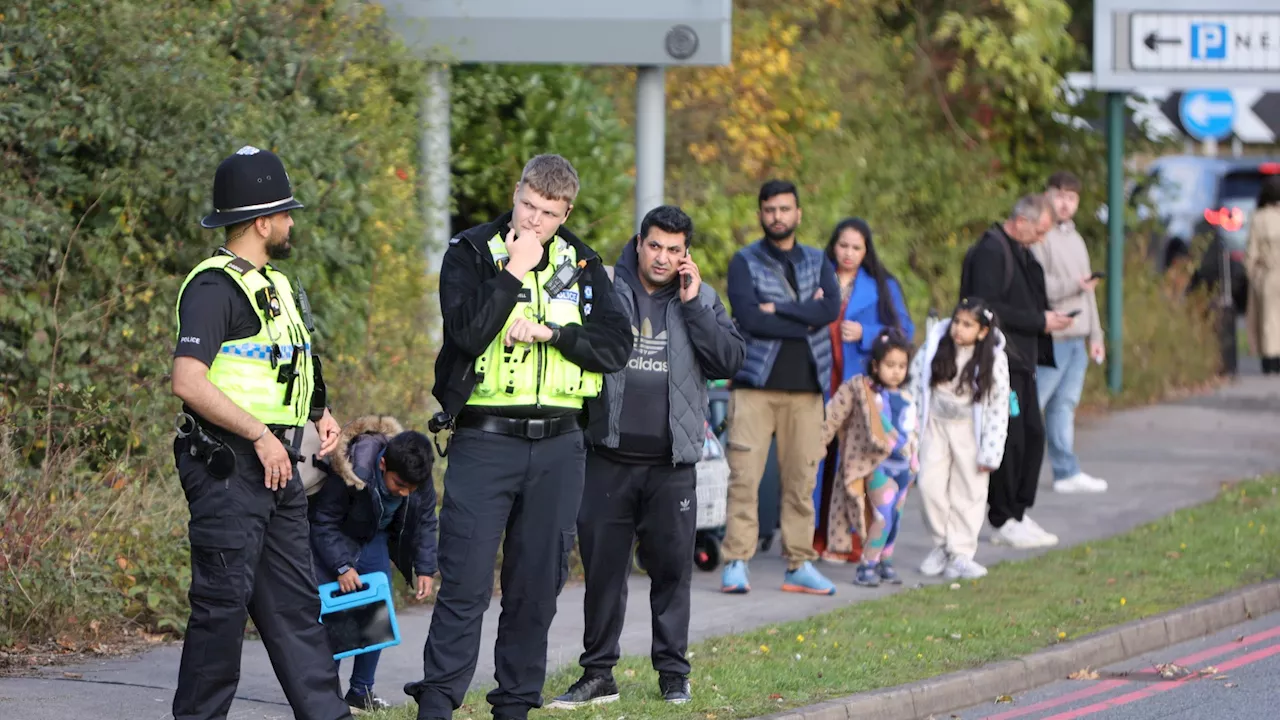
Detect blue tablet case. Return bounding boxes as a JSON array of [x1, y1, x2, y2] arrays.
[[317, 571, 401, 660]]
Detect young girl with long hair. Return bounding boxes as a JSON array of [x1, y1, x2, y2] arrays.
[[852, 330, 919, 586], [910, 297, 1011, 580]]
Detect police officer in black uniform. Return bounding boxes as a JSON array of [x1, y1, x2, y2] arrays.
[[170, 146, 352, 720], [404, 154, 632, 720]]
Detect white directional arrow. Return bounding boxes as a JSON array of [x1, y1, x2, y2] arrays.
[[1185, 93, 1234, 127]]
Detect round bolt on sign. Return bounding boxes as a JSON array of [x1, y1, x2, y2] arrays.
[[665, 25, 699, 60]]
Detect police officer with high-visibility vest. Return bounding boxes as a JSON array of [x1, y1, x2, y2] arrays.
[[170, 146, 352, 720], [404, 154, 632, 720]]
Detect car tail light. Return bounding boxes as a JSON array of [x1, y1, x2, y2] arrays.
[[1204, 206, 1245, 232], [1260, 162, 1280, 175]]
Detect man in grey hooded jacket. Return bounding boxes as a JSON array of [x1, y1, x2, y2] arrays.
[[552, 205, 744, 709]]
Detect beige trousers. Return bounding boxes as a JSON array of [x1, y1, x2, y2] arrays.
[[722, 389, 825, 569], [917, 413, 988, 561]]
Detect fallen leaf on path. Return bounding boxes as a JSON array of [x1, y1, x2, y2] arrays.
[[1225, 682, 1238, 689], [995, 695, 1014, 704], [1069, 668, 1099, 680], [62, 672, 82, 679], [1235, 635, 1246, 643], [1201, 666, 1219, 675], [1156, 663, 1193, 679], [1213, 675, 1229, 680]]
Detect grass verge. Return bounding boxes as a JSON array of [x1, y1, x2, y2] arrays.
[[373, 475, 1280, 720]]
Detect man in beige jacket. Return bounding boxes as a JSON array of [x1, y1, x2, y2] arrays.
[[1032, 171, 1108, 494]]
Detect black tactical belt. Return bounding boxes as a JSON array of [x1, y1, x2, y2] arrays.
[[455, 411, 581, 440]]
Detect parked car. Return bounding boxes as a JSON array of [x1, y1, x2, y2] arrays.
[[1131, 155, 1280, 312]]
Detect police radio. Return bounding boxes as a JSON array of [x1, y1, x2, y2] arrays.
[[543, 259, 586, 298]]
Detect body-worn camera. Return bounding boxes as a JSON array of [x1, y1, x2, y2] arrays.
[[543, 259, 586, 298]]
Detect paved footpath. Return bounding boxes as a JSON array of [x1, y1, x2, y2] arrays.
[[5, 370, 1280, 720]]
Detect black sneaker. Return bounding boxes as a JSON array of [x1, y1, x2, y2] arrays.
[[548, 673, 620, 709], [878, 558, 902, 584], [344, 688, 391, 713], [659, 672, 691, 704]]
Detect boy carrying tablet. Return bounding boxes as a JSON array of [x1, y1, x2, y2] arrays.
[[309, 415, 438, 712]]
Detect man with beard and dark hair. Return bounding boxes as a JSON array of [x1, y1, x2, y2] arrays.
[[720, 179, 842, 596], [550, 205, 744, 709], [170, 146, 350, 720]]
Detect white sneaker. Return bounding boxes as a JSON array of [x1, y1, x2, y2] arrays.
[[991, 519, 1054, 549], [919, 547, 949, 577], [1054, 473, 1108, 494], [1020, 514, 1060, 546], [944, 556, 988, 579]]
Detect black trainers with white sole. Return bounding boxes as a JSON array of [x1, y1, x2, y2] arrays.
[[344, 688, 391, 714], [659, 672, 691, 704], [548, 673, 620, 709]]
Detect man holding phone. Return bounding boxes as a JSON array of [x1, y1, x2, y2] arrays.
[[551, 205, 744, 708], [1033, 171, 1108, 495]]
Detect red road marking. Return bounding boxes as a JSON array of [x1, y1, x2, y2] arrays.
[[1039, 643, 1280, 720], [981, 681, 1128, 720], [979, 623, 1280, 720]]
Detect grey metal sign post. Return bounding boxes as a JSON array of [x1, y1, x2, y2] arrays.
[[1089, 0, 1280, 393], [378, 0, 732, 271]]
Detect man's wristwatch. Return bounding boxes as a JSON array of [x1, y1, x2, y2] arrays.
[[336, 564, 353, 576], [547, 322, 562, 345]]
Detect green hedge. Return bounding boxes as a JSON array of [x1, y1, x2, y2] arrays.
[[0, 0, 1220, 648]]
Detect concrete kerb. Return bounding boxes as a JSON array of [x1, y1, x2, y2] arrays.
[[756, 579, 1280, 720]]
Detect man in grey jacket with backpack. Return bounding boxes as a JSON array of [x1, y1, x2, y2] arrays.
[[551, 205, 744, 710]]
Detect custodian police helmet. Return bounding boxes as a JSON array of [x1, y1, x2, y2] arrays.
[[200, 145, 306, 229]]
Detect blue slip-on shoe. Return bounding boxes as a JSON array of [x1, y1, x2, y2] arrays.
[[782, 561, 836, 595], [720, 559, 750, 593]]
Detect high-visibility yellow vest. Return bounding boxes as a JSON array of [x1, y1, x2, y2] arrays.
[[468, 235, 603, 410], [174, 255, 314, 428]]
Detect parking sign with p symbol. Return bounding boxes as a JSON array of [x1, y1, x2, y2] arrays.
[[1191, 22, 1227, 60]]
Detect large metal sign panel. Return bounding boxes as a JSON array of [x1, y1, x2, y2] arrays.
[[378, 0, 732, 66], [1094, 0, 1280, 90]]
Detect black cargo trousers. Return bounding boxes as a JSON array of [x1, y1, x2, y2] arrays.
[[172, 430, 351, 720], [405, 417, 586, 720]]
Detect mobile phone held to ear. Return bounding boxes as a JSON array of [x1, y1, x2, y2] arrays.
[[682, 249, 692, 289], [1090, 271, 1106, 280]]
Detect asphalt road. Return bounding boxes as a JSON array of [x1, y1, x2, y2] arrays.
[[952, 610, 1280, 720]]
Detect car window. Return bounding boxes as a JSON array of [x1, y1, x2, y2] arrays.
[[1147, 162, 1207, 215], [1219, 171, 1263, 204]]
